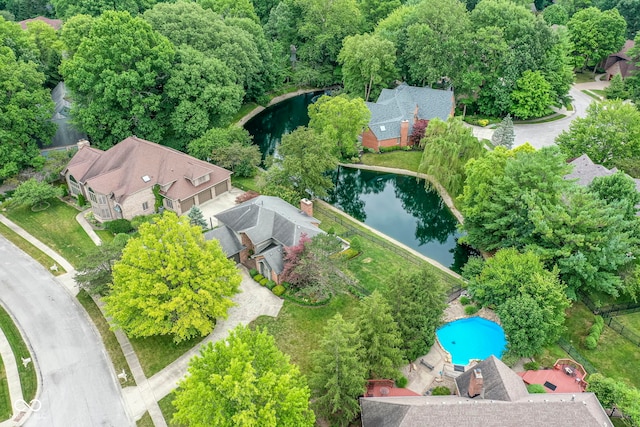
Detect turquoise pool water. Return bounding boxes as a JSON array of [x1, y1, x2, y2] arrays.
[[436, 317, 507, 365]]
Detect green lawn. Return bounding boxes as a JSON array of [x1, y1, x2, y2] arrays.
[[360, 151, 424, 173], [0, 222, 65, 275], [158, 392, 186, 427], [4, 199, 95, 268], [129, 334, 204, 378], [232, 173, 262, 192], [136, 412, 154, 427], [582, 89, 603, 101], [561, 302, 640, 388], [615, 312, 640, 336], [95, 230, 114, 243], [76, 291, 136, 388], [231, 102, 259, 124], [574, 71, 597, 83], [0, 359, 10, 421], [0, 306, 37, 403]]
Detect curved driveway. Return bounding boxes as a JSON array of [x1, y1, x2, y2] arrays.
[[0, 237, 132, 427]]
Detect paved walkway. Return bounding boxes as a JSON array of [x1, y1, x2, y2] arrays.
[[76, 210, 102, 246], [0, 321, 24, 426]]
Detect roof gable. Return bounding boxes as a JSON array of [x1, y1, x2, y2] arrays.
[[455, 356, 528, 401]]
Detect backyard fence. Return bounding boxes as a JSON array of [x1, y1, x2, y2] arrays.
[[556, 337, 598, 375], [604, 316, 640, 348], [579, 293, 640, 317]]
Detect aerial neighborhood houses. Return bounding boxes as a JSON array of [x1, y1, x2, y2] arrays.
[[603, 39, 638, 81], [361, 83, 455, 152], [62, 136, 232, 221]]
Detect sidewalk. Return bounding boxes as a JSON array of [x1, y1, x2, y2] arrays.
[[76, 210, 102, 246], [0, 326, 24, 426]]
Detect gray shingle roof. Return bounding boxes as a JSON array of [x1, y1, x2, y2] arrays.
[[366, 83, 454, 140], [455, 356, 528, 402], [566, 154, 640, 195], [204, 226, 244, 257]]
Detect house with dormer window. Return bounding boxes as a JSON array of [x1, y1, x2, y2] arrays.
[[62, 136, 231, 222]]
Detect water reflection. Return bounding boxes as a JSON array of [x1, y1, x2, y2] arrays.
[[326, 167, 466, 269]]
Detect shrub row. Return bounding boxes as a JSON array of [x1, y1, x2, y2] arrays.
[[104, 219, 134, 234], [281, 291, 332, 307], [379, 145, 413, 153], [584, 315, 604, 350]]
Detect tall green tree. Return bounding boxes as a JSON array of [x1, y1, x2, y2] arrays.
[[568, 7, 627, 70], [589, 171, 640, 220], [338, 33, 397, 101], [308, 94, 371, 159], [510, 70, 552, 119], [491, 115, 515, 149], [604, 74, 629, 99], [187, 126, 253, 161], [61, 11, 174, 149], [419, 117, 485, 200], [52, 0, 155, 19], [0, 48, 54, 179], [556, 100, 640, 168], [187, 206, 207, 230], [59, 14, 93, 58], [357, 291, 404, 378], [385, 267, 447, 361], [5, 0, 49, 20], [274, 126, 340, 199], [588, 374, 640, 425], [104, 212, 241, 343], [358, 0, 401, 31], [11, 179, 62, 208], [198, 0, 259, 22], [173, 325, 315, 427], [24, 20, 63, 87], [543, 4, 569, 24], [310, 314, 367, 427], [75, 234, 130, 295]]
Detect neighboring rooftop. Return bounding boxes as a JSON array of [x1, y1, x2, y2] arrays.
[[455, 355, 528, 402], [19, 16, 63, 30], [566, 154, 640, 193], [366, 83, 454, 140]]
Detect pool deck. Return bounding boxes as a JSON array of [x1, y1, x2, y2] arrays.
[[404, 297, 502, 395]]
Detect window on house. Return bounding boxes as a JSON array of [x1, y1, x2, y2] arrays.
[[69, 181, 81, 195], [98, 207, 112, 220], [193, 174, 211, 186], [142, 201, 149, 211], [97, 195, 107, 205], [88, 189, 97, 204], [165, 198, 174, 209]]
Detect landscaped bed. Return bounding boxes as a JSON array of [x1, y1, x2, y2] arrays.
[[4, 199, 95, 268]]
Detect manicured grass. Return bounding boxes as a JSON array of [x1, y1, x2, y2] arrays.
[[561, 302, 640, 388], [582, 89, 602, 101], [129, 334, 204, 378], [537, 342, 571, 369], [158, 392, 186, 427], [136, 412, 154, 427], [0, 306, 37, 403], [252, 294, 359, 375], [360, 151, 424, 173], [4, 199, 95, 268], [515, 114, 567, 124], [231, 102, 260, 124], [591, 89, 607, 96], [615, 312, 640, 336], [232, 173, 262, 192], [574, 71, 596, 83], [76, 290, 135, 388], [0, 359, 10, 421], [95, 230, 114, 243], [0, 222, 65, 275]]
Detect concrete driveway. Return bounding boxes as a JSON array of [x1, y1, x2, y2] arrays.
[[0, 237, 132, 427], [189, 186, 244, 229]]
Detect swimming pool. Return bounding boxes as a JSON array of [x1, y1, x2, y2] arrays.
[[436, 317, 507, 365]]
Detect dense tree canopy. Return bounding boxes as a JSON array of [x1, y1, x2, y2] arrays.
[[568, 7, 627, 70], [105, 212, 241, 342], [173, 325, 315, 427], [51, 0, 155, 19]]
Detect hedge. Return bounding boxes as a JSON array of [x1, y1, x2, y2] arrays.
[[272, 285, 285, 296]]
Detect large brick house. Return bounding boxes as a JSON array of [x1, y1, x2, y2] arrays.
[[204, 196, 324, 283], [361, 83, 455, 152], [603, 40, 638, 80], [63, 136, 232, 221]]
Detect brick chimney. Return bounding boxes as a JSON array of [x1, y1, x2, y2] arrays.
[[77, 139, 90, 149], [400, 120, 409, 146], [300, 198, 313, 217], [468, 368, 484, 398]]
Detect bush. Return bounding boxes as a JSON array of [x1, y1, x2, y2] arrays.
[[272, 285, 285, 296], [464, 305, 479, 315], [104, 219, 133, 234], [249, 269, 258, 277], [266, 280, 276, 290], [523, 361, 540, 371], [59, 185, 68, 197], [253, 274, 265, 282], [130, 214, 161, 230], [339, 248, 360, 260], [259, 278, 269, 286], [589, 324, 602, 336], [281, 282, 290, 289], [432, 386, 450, 396], [380, 145, 403, 153], [584, 335, 597, 350], [527, 384, 546, 393], [395, 376, 408, 388], [459, 296, 471, 306], [77, 193, 87, 207], [349, 236, 363, 252], [595, 315, 604, 327]]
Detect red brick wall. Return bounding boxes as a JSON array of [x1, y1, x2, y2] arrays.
[[362, 129, 378, 151], [378, 137, 399, 148], [239, 233, 256, 270]]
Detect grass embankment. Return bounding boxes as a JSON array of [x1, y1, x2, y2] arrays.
[[158, 392, 186, 427], [360, 151, 423, 173], [253, 202, 463, 375], [0, 359, 10, 421], [0, 222, 65, 275], [0, 306, 37, 405], [136, 412, 154, 427], [129, 334, 204, 378], [582, 89, 603, 101], [4, 199, 94, 268], [616, 312, 640, 336], [559, 302, 640, 388], [76, 291, 135, 388]]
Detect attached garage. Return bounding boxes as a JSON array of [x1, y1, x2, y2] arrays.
[[181, 197, 195, 212], [197, 188, 213, 203], [214, 180, 229, 196]]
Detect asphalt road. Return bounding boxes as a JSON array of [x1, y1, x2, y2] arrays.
[[0, 237, 132, 427], [513, 86, 598, 149]]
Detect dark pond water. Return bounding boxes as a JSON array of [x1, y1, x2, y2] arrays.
[[244, 93, 470, 271], [244, 91, 321, 161], [326, 167, 469, 271]]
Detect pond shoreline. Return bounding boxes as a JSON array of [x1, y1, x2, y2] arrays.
[[339, 163, 465, 225], [236, 88, 321, 127]]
